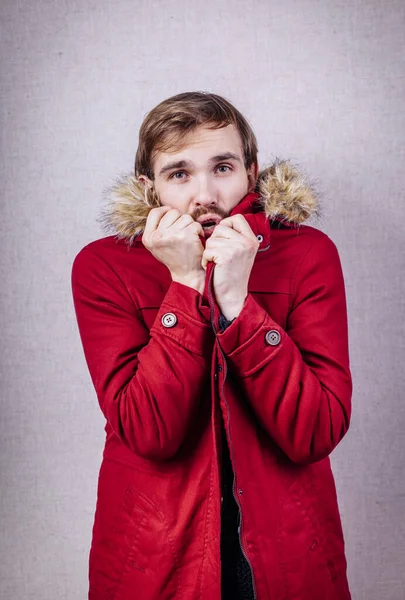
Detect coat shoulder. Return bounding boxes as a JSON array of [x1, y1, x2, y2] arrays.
[[270, 221, 339, 258], [71, 235, 147, 273], [73, 235, 135, 259]]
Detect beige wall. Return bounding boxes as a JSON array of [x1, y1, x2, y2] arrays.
[[1, 1, 404, 598]]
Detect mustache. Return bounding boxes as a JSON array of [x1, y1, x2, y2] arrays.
[[191, 206, 229, 221]]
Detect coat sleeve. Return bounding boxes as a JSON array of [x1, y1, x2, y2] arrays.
[[216, 234, 352, 465], [71, 245, 214, 461]]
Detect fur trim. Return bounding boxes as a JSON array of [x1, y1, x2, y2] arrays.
[[256, 159, 320, 224], [98, 159, 320, 244]]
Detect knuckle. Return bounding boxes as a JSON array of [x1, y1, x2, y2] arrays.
[[152, 232, 163, 245], [181, 213, 193, 223]]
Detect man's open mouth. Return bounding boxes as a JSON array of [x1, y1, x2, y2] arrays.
[[197, 215, 222, 236], [195, 213, 224, 237], [197, 214, 222, 235], [201, 220, 217, 229]]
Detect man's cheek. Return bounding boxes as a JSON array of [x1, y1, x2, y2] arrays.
[[155, 191, 178, 209]]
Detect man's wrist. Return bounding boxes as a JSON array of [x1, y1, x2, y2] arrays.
[[217, 294, 247, 321], [171, 272, 205, 295]]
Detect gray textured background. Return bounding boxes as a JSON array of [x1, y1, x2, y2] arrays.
[[1, 1, 404, 598]]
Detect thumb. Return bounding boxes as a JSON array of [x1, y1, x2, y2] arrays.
[[201, 254, 207, 271]]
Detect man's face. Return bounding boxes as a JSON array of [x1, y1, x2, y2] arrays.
[[139, 124, 258, 237]]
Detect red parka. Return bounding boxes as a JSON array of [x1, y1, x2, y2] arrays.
[[71, 161, 352, 600]]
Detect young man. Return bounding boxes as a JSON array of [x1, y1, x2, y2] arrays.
[[71, 91, 352, 600]]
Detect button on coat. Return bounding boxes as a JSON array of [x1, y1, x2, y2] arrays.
[[265, 329, 281, 345], [161, 312, 177, 328]]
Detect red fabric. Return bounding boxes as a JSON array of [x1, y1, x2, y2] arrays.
[[71, 191, 352, 600]]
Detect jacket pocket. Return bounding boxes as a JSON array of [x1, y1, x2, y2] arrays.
[[89, 484, 180, 600]]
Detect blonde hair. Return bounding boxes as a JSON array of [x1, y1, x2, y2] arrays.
[[135, 91, 258, 179]]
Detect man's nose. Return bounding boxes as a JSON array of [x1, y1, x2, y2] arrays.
[[193, 177, 217, 207]]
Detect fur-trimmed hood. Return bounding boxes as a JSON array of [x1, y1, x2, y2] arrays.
[[98, 159, 321, 245]]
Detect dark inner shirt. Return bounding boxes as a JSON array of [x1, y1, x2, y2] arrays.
[[220, 409, 255, 599]]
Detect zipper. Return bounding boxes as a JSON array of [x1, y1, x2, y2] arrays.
[[206, 264, 258, 599]]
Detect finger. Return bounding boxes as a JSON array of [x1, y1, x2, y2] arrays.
[[216, 214, 258, 242], [189, 220, 205, 237], [201, 245, 222, 270], [143, 206, 172, 237], [210, 223, 242, 241], [159, 213, 204, 239], [180, 219, 205, 237], [201, 250, 211, 271], [201, 249, 219, 270], [168, 213, 195, 231], [157, 208, 183, 229]]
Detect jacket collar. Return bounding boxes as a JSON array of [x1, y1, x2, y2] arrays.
[[229, 191, 271, 251]]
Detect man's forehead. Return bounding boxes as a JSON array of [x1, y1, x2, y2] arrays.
[[153, 124, 244, 173]]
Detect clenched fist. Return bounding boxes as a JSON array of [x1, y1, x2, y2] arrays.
[[142, 207, 206, 294], [202, 214, 259, 320]]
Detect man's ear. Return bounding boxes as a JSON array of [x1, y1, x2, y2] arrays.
[[137, 174, 161, 206], [137, 174, 153, 189], [247, 163, 259, 193]]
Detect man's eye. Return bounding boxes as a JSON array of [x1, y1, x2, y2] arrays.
[[169, 171, 186, 180], [217, 165, 231, 173]]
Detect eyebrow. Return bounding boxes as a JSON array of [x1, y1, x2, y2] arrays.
[[158, 152, 242, 177]]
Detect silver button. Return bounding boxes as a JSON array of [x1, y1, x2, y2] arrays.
[[265, 330, 281, 346], [161, 313, 177, 328]]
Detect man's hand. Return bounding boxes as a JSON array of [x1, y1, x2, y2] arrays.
[[142, 207, 206, 294], [201, 215, 259, 320]]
